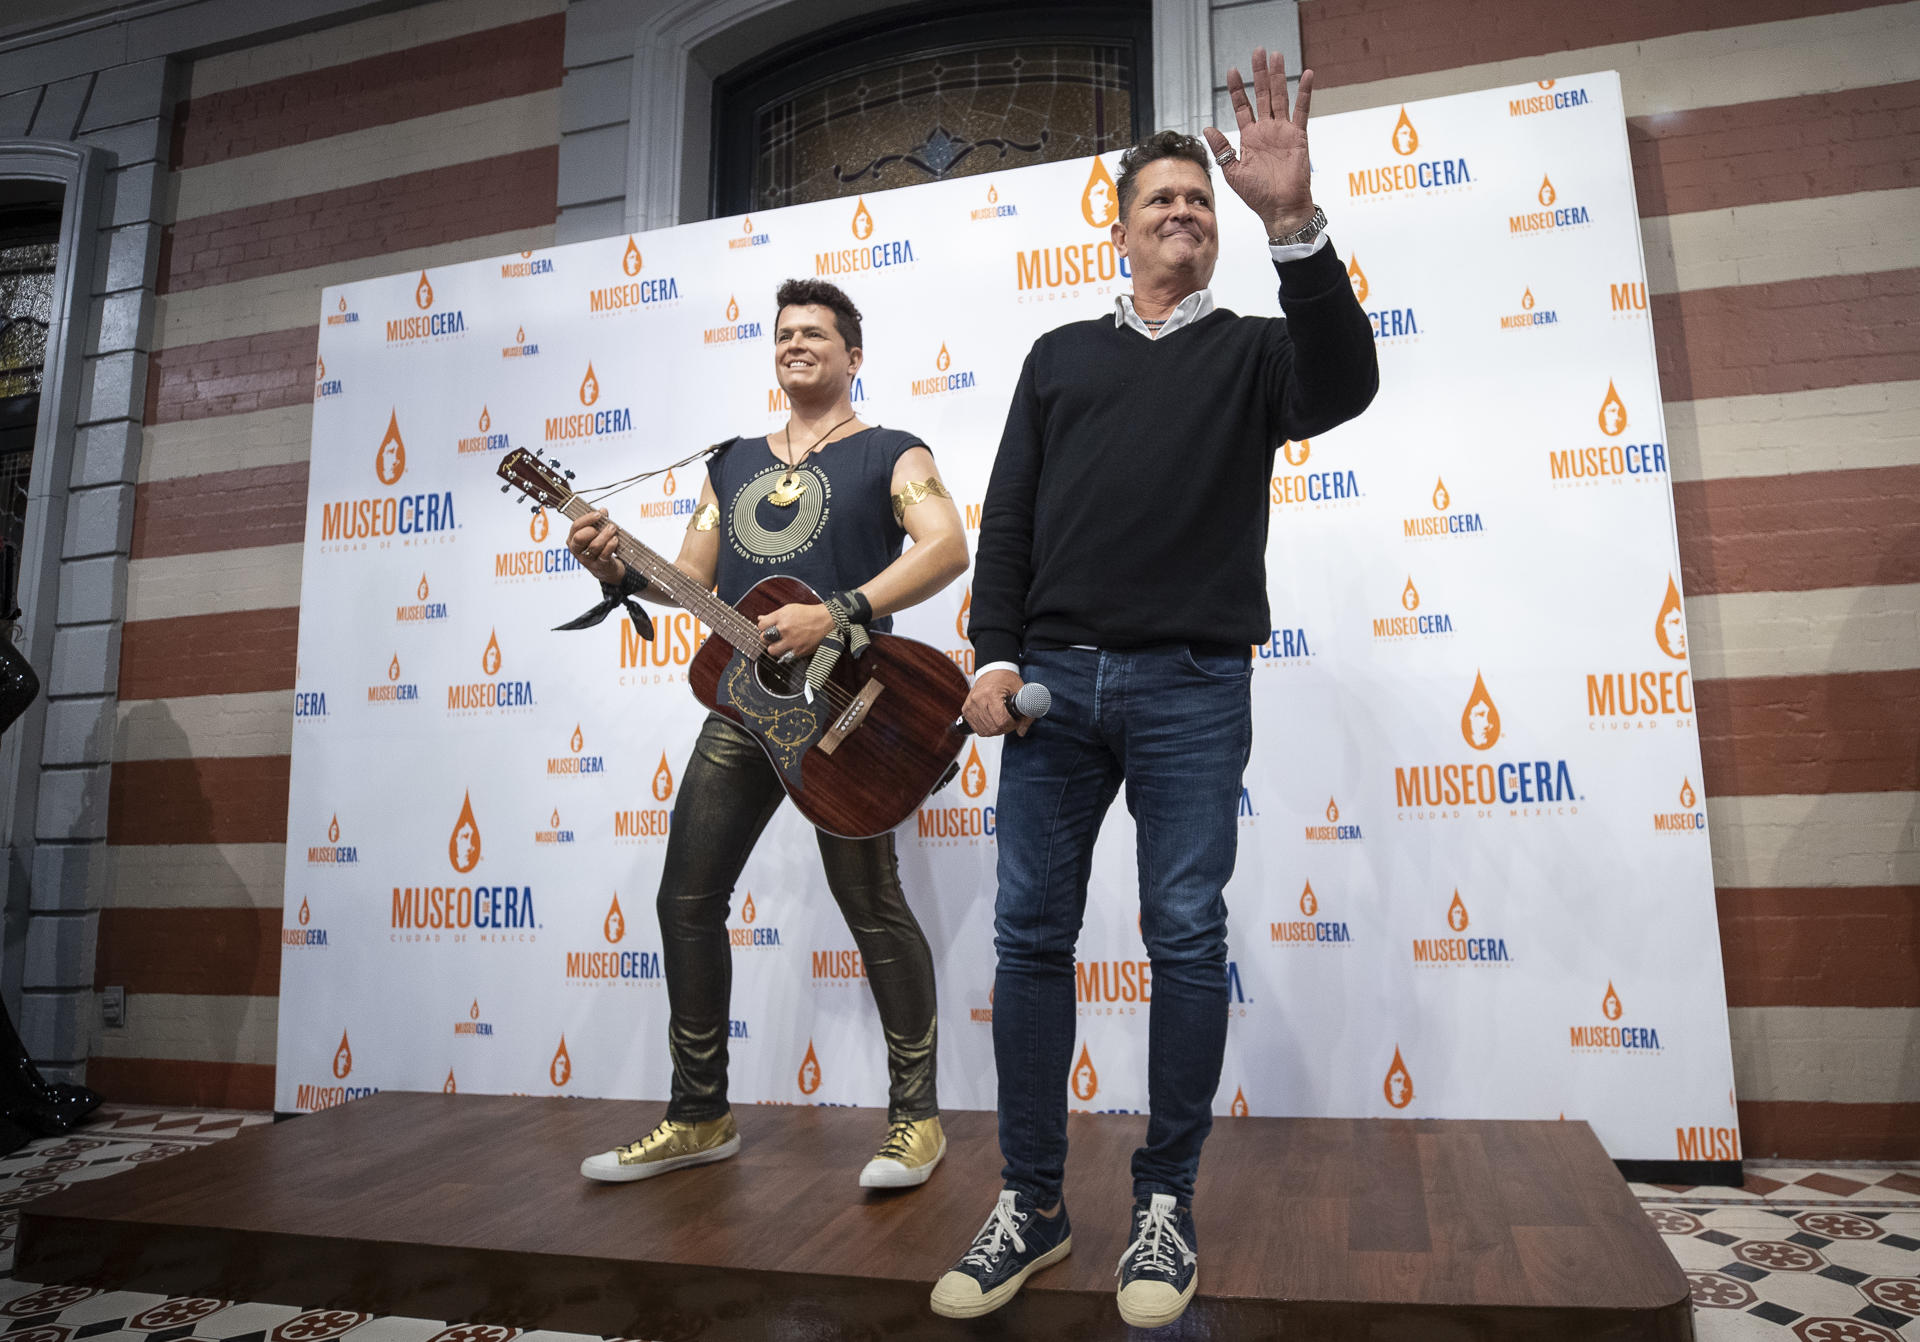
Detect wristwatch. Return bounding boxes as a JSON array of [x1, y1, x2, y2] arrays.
[[1268, 205, 1327, 248]]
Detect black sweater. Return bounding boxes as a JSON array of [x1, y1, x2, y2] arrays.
[[968, 241, 1379, 667]]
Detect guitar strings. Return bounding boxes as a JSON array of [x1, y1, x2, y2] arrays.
[[573, 442, 726, 510]]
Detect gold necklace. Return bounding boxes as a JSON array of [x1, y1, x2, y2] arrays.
[[767, 413, 856, 506]]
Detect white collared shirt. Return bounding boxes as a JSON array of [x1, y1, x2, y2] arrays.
[[1110, 232, 1331, 341]]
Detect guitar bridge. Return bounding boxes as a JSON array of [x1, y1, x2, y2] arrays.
[[815, 677, 885, 756]]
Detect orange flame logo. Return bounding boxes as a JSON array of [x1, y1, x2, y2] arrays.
[[796, 1040, 824, 1095], [663, 469, 676, 495], [1521, 287, 1535, 311], [1282, 439, 1310, 467], [570, 724, 584, 754], [469, 1000, 480, 1020], [1383, 1046, 1414, 1108], [530, 508, 549, 543], [298, 896, 311, 926], [478, 406, 490, 432], [936, 342, 951, 372], [448, 791, 482, 873], [579, 362, 600, 406], [337, 295, 347, 313], [1597, 379, 1627, 436], [851, 197, 873, 239], [1679, 777, 1696, 808], [1080, 157, 1118, 227], [482, 630, 502, 676], [622, 237, 642, 275], [741, 892, 756, 924], [1460, 671, 1501, 751], [1347, 255, 1369, 304], [415, 271, 433, 309], [333, 1029, 353, 1079], [987, 184, 998, 204], [726, 295, 739, 322], [443, 1069, 456, 1094], [515, 324, 525, 343], [1325, 797, 1340, 822], [376, 410, 407, 485], [550, 1035, 571, 1087], [604, 893, 625, 944], [1230, 1086, 1249, 1117], [961, 743, 987, 798], [1538, 78, 1556, 89], [742, 215, 752, 233], [1654, 575, 1687, 660], [652, 752, 674, 802], [328, 813, 340, 843], [550, 808, 560, 827], [1299, 880, 1318, 917], [1432, 477, 1449, 510], [1401, 576, 1420, 611], [1391, 107, 1419, 156], [417, 573, 429, 601], [954, 586, 972, 642], [315, 355, 325, 380], [1537, 175, 1557, 207], [1447, 889, 1469, 932], [1602, 981, 1623, 1021], [387, 654, 401, 682], [1071, 1042, 1099, 1100]]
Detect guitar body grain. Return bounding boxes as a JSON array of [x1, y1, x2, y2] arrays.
[[689, 576, 972, 838]]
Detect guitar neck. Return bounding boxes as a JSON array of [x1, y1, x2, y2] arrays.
[[554, 495, 762, 655]]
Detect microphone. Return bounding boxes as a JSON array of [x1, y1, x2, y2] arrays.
[[1006, 681, 1052, 721]]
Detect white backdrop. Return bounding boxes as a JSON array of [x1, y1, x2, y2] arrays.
[[279, 71, 1741, 1164]]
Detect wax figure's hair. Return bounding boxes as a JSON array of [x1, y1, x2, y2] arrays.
[[774, 278, 863, 353], [1115, 130, 1215, 219]]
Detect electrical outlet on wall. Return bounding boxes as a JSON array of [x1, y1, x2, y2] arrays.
[[102, 986, 125, 1028]]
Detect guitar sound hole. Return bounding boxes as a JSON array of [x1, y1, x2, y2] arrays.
[[753, 655, 806, 699]]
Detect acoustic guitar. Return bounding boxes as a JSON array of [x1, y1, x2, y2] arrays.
[[498, 449, 972, 839]]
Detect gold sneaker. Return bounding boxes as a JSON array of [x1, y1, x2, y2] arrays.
[[859, 1115, 945, 1188], [580, 1113, 739, 1183]]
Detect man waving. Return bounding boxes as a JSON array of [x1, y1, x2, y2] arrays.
[[932, 48, 1377, 1329]]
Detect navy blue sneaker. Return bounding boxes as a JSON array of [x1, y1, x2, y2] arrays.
[[929, 1189, 1072, 1318], [1115, 1193, 1198, 1328]]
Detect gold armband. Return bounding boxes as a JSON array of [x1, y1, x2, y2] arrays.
[[891, 476, 952, 524], [691, 503, 719, 531]]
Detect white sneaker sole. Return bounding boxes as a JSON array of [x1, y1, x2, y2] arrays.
[[928, 1235, 1071, 1319], [859, 1133, 947, 1188], [579, 1134, 740, 1183], [1116, 1271, 1198, 1329]]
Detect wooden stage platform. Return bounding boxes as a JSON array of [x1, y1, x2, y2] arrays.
[[17, 1093, 1692, 1340]]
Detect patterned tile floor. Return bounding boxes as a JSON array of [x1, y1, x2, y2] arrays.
[[0, 1107, 1911, 1339]]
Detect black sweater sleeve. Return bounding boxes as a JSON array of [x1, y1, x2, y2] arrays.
[[1264, 240, 1380, 439], [968, 343, 1047, 667]]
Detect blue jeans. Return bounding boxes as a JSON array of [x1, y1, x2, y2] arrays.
[[993, 643, 1251, 1207]]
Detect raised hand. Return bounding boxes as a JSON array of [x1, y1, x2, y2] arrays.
[[1202, 46, 1315, 238]]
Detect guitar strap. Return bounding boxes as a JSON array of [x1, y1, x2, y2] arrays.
[[806, 590, 871, 691], [553, 563, 655, 640]]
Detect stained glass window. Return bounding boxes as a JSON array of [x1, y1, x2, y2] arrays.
[[713, 6, 1150, 214], [0, 241, 55, 400]]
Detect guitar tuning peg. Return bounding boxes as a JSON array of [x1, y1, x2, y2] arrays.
[[564, 471, 574, 480], [499, 484, 509, 493], [547, 457, 560, 468]]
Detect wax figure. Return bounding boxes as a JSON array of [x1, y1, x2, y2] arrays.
[[933, 48, 1378, 1327], [565, 279, 968, 1189]]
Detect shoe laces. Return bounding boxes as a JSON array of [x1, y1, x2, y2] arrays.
[[1117, 1198, 1195, 1280], [876, 1119, 919, 1162], [961, 1191, 1027, 1269], [618, 1119, 674, 1157]]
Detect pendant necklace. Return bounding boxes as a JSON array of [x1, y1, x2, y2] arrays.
[[767, 412, 856, 507]]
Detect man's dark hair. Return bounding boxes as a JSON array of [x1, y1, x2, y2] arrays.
[[774, 278, 862, 352], [1115, 131, 1214, 221]]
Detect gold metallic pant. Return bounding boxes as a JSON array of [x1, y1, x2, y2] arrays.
[[658, 714, 938, 1123]]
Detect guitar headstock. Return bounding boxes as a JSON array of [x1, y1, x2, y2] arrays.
[[497, 449, 576, 510]]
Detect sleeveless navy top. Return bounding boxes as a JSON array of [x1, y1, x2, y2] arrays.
[[708, 426, 926, 633]]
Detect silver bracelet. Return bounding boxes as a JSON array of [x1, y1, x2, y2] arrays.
[[1268, 205, 1327, 248]]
